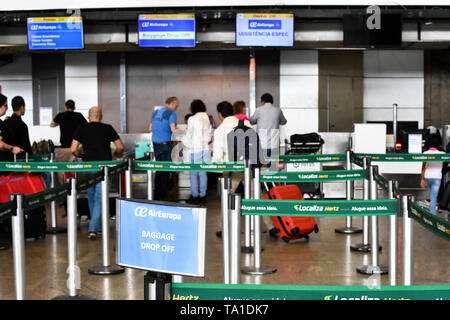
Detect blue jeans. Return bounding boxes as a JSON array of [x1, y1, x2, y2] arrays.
[[425, 178, 441, 215], [87, 183, 102, 232], [190, 150, 211, 198]]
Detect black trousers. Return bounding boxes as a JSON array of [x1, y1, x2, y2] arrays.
[[153, 143, 173, 200]]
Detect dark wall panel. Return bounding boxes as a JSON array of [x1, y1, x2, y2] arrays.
[[98, 50, 280, 134], [98, 53, 121, 131], [424, 50, 450, 128]]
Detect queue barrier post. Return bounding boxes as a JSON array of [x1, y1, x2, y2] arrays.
[[241, 167, 277, 276], [229, 193, 241, 284], [144, 271, 172, 300], [242, 160, 254, 253], [335, 150, 362, 234], [11, 193, 26, 300], [125, 158, 133, 199], [220, 176, 232, 284], [47, 152, 67, 234], [53, 178, 96, 300], [388, 180, 398, 286], [402, 195, 415, 285], [356, 165, 388, 275], [351, 157, 381, 253], [147, 152, 154, 201], [88, 166, 125, 275]]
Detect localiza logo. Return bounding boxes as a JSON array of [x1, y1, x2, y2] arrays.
[[294, 204, 324, 212]]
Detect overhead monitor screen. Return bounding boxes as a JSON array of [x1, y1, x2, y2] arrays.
[[138, 14, 196, 47], [27, 17, 84, 50], [236, 13, 294, 47]]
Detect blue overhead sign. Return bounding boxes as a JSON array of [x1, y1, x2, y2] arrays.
[[138, 14, 196, 48], [117, 199, 206, 277], [236, 13, 294, 47], [27, 17, 84, 50]]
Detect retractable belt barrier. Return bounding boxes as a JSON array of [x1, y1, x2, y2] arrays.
[[0, 160, 128, 224], [351, 151, 450, 243], [134, 160, 245, 172], [0, 160, 123, 172], [260, 169, 367, 183], [275, 153, 347, 164], [355, 153, 450, 162], [241, 199, 398, 217]]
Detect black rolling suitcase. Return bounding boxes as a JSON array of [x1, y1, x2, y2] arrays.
[[284, 132, 325, 199], [287, 132, 324, 155], [24, 207, 47, 241]]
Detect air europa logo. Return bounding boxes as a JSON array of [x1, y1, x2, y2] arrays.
[[135, 207, 149, 217]]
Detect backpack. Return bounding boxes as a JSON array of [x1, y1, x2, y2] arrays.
[[226, 119, 264, 167], [32, 139, 55, 155]]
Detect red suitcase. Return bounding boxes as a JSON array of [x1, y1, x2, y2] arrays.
[[264, 184, 319, 243]]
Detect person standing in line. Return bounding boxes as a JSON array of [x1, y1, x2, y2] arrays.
[[183, 99, 212, 204], [212, 100, 276, 237], [2, 96, 32, 158], [232, 100, 250, 121], [0, 94, 24, 160], [249, 93, 287, 160], [148, 97, 179, 201], [0, 93, 24, 249], [420, 133, 445, 215], [50, 99, 87, 183], [71, 107, 124, 240]]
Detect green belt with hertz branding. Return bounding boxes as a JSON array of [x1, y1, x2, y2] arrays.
[[241, 199, 398, 217], [134, 161, 245, 172], [260, 169, 366, 183]]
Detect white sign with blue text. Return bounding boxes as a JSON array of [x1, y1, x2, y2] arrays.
[[117, 199, 206, 277]]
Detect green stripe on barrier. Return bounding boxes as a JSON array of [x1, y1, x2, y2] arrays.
[[16, 154, 50, 162], [241, 199, 398, 216], [0, 161, 123, 172], [0, 201, 14, 223], [276, 153, 346, 164], [409, 201, 450, 242], [374, 172, 389, 190], [260, 169, 366, 183], [77, 171, 104, 191], [171, 283, 450, 300], [134, 161, 244, 172], [356, 153, 450, 162], [23, 184, 70, 211]]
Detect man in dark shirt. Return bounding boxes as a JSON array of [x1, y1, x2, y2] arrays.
[[51, 99, 87, 148], [2, 96, 32, 159], [0, 93, 23, 162], [50, 99, 87, 183], [0, 94, 24, 250], [71, 106, 124, 239]]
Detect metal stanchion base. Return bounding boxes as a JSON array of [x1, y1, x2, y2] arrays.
[[241, 246, 254, 253], [350, 243, 382, 252], [46, 226, 67, 234], [52, 294, 96, 300], [241, 266, 277, 275], [356, 265, 389, 275], [88, 265, 125, 275], [0, 240, 10, 250], [335, 227, 362, 234]]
